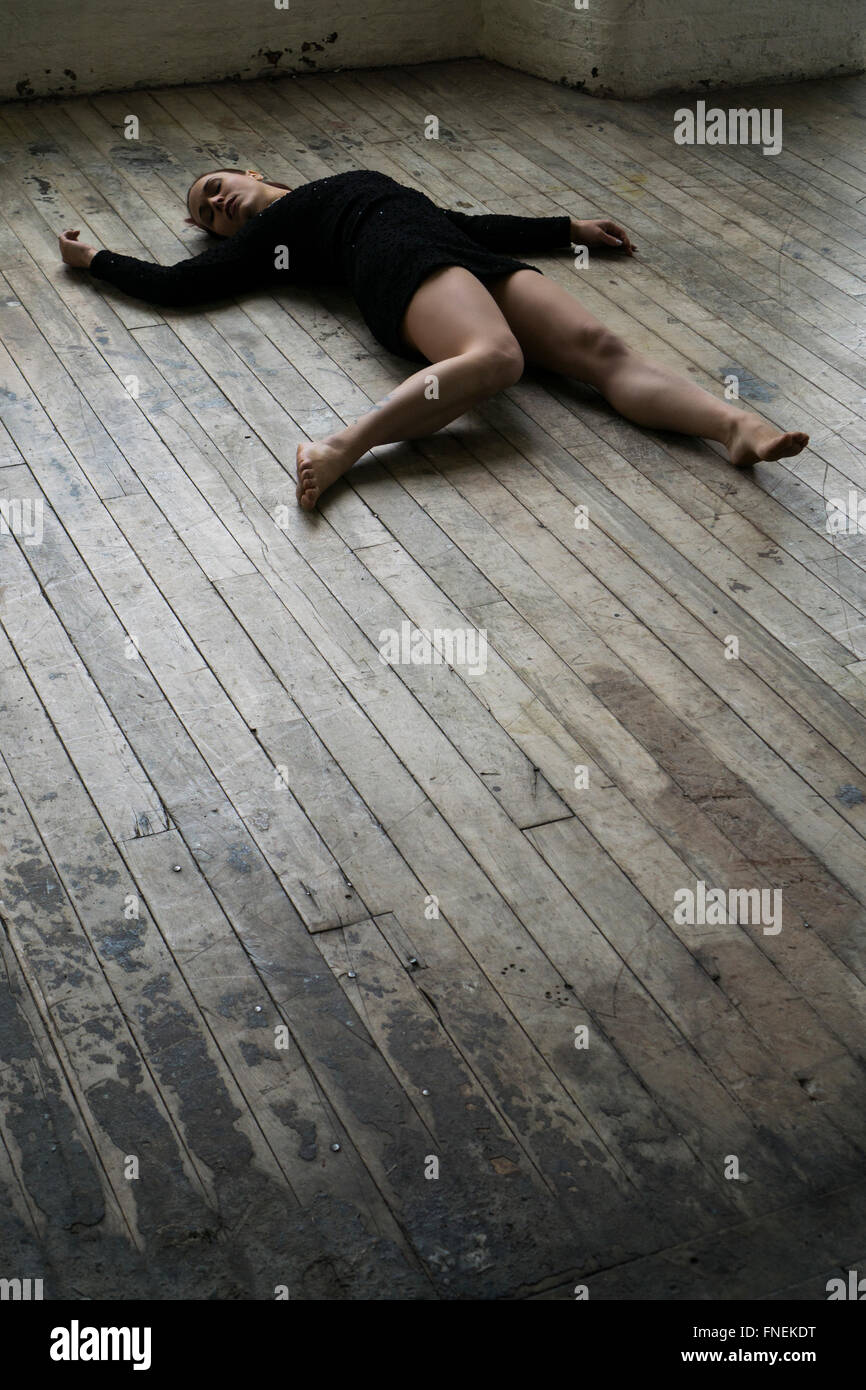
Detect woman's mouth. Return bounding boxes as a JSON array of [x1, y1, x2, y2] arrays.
[[226, 193, 238, 219]]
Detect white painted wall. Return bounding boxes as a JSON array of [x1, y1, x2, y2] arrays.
[[1, 0, 480, 101], [2, 0, 863, 103], [481, 0, 866, 98]]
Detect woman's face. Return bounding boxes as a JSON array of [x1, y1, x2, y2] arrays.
[[187, 170, 269, 237]]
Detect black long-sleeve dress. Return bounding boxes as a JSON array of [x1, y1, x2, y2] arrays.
[[89, 169, 572, 361]]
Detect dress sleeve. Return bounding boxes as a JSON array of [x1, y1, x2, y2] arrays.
[[87, 226, 275, 307], [441, 209, 572, 253]]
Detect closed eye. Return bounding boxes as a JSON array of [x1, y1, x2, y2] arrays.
[[199, 177, 220, 225]]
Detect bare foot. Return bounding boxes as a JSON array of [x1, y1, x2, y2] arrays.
[[295, 439, 352, 510], [727, 416, 810, 468]]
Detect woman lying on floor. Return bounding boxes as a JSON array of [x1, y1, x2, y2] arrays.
[[59, 166, 809, 511]]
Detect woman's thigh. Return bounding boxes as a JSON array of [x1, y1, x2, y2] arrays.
[[485, 268, 628, 385], [400, 264, 521, 361]]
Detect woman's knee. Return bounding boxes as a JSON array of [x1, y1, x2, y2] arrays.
[[581, 325, 631, 382], [467, 335, 525, 392]]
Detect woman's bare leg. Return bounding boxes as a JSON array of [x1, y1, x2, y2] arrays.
[[485, 270, 809, 466], [296, 266, 523, 508]]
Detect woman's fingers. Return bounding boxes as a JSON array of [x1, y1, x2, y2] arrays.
[[604, 221, 637, 254], [58, 229, 96, 267], [574, 217, 637, 254]]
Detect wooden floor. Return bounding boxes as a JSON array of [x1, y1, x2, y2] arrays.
[[1, 57, 866, 1301]]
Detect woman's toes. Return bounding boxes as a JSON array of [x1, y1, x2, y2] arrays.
[[294, 438, 351, 510], [763, 429, 810, 462], [729, 418, 810, 467]]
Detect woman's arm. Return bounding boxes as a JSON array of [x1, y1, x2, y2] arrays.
[[441, 209, 636, 256], [441, 208, 572, 253], [58, 223, 276, 307]]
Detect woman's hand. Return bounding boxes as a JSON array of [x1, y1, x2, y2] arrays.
[[570, 217, 637, 255], [58, 229, 97, 268]]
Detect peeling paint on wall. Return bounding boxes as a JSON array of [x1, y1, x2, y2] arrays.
[[1, 5, 476, 102], [1, 1, 863, 102]]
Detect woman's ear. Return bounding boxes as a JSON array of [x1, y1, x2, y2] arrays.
[[245, 169, 264, 181]]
